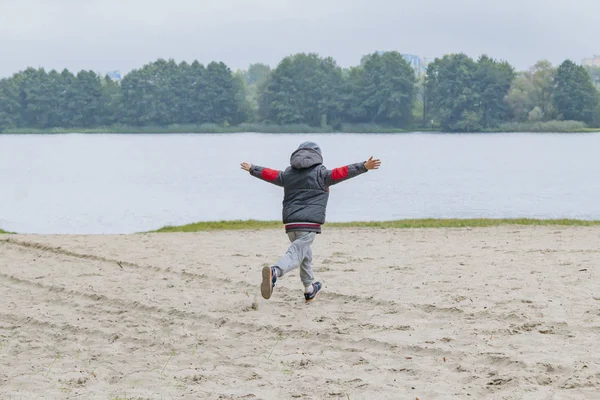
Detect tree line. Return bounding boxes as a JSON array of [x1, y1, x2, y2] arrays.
[[1, 52, 599, 132]]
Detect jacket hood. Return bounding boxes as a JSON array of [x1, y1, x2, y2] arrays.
[[290, 141, 323, 169]]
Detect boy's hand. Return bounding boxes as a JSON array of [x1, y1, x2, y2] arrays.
[[364, 156, 381, 170], [240, 162, 252, 172]]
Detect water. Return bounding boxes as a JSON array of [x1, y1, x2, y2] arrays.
[[1, 132, 599, 234]]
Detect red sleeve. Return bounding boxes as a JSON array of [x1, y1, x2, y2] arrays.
[[331, 166, 349, 181], [261, 168, 280, 181], [323, 162, 367, 186]]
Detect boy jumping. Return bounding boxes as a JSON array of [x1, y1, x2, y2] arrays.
[[241, 141, 381, 303]]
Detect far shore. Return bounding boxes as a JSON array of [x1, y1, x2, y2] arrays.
[[1, 122, 600, 135]]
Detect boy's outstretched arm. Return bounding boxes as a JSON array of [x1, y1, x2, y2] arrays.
[[324, 156, 381, 186], [241, 162, 284, 187]]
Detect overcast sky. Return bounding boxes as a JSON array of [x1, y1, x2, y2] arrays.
[[0, 0, 597, 77]]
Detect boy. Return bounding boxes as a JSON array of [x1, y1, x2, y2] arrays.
[[241, 141, 381, 303]]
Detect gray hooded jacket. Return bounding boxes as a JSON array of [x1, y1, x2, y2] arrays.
[[249, 142, 368, 233]]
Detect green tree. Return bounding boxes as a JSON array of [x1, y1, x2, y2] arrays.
[[593, 95, 600, 128], [245, 63, 271, 86], [0, 76, 22, 130], [45, 70, 66, 127], [342, 66, 365, 122], [554, 60, 598, 124], [185, 60, 208, 124], [19, 68, 53, 128], [349, 51, 416, 127], [59, 69, 78, 127], [505, 72, 535, 122], [242, 63, 271, 119], [204, 61, 248, 125], [101, 75, 122, 126], [233, 70, 255, 122], [506, 60, 557, 122], [473, 55, 514, 128], [425, 54, 515, 131], [424, 54, 481, 131], [119, 64, 154, 126], [530, 60, 556, 118], [72, 70, 105, 127], [259, 53, 344, 127]]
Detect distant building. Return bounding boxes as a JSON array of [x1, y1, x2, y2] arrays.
[[106, 70, 122, 81], [373, 51, 428, 76], [582, 55, 600, 67], [421, 57, 432, 69], [401, 54, 422, 73]]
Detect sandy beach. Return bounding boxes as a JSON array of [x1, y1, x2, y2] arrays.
[[0, 226, 599, 399]]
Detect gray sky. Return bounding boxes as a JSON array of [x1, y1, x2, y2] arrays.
[[0, 0, 598, 77]]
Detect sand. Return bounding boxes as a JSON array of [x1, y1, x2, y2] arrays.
[[0, 226, 599, 399]]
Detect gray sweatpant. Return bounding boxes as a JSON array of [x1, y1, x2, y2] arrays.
[[274, 231, 317, 288]]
